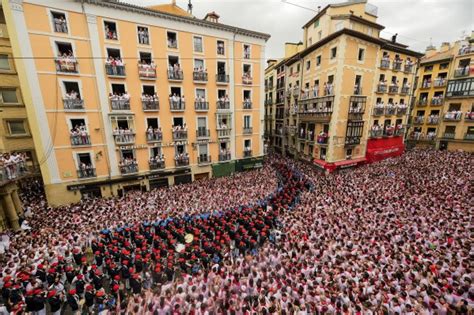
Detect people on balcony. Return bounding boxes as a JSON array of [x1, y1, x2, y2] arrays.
[[466, 111, 474, 120], [195, 95, 207, 109], [434, 77, 446, 86], [109, 92, 130, 110], [217, 42, 225, 55], [0, 152, 27, 181], [172, 124, 187, 139], [56, 51, 77, 72], [167, 37, 177, 48], [146, 126, 162, 141], [119, 158, 138, 174], [137, 27, 149, 45], [323, 82, 333, 95], [53, 16, 68, 33], [428, 114, 439, 124], [138, 60, 156, 77], [105, 57, 125, 75], [431, 94, 444, 105], [168, 63, 182, 79], [317, 131, 328, 144], [193, 67, 207, 80], [104, 25, 117, 40], [444, 110, 462, 120], [113, 127, 134, 143], [141, 93, 159, 110], [243, 97, 252, 109], [243, 46, 250, 59], [78, 162, 94, 178], [459, 44, 473, 55], [175, 153, 189, 165], [384, 124, 395, 136], [243, 71, 252, 83], [169, 94, 185, 109], [395, 123, 403, 134], [382, 54, 390, 63], [394, 55, 402, 65], [311, 84, 319, 98], [422, 78, 431, 88], [149, 154, 165, 167], [218, 121, 228, 130], [405, 58, 414, 67], [70, 124, 89, 146], [370, 124, 382, 137], [219, 148, 231, 160], [218, 95, 230, 108], [395, 102, 407, 113]]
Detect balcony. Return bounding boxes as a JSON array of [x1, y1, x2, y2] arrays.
[[384, 106, 396, 116], [430, 97, 444, 106], [243, 101, 252, 110], [55, 57, 78, 73], [243, 150, 252, 158], [464, 133, 474, 140], [110, 99, 130, 111], [243, 127, 253, 135], [197, 155, 211, 165], [459, 45, 474, 55], [420, 81, 431, 89], [369, 129, 383, 138], [433, 78, 447, 87], [146, 131, 163, 143], [380, 59, 390, 69], [149, 160, 165, 170], [388, 85, 399, 94], [465, 112, 474, 121], [63, 98, 84, 110], [404, 64, 414, 73], [345, 136, 361, 146], [396, 107, 408, 116], [394, 127, 405, 136], [242, 75, 252, 85], [219, 152, 231, 162], [400, 86, 410, 95], [120, 163, 139, 175], [193, 71, 208, 83], [168, 70, 183, 81], [196, 128, 210, 139], [409, 133, 436, 142], [392, 60, 402, 71], [0, 160, 29, 184], [138, 64, 157, 80], [105, 64, 126, 77], [53, 20, 68, 33], [454, 67, 470, 78], [217, 128, 231, 138], [113, 132, 136, 144], [426, 116, 440, 125], [194, 101, 209, 111], [216, 100, 231, 111], [443, 132, 455, 139], [376, 84, 387, 93], [70, 134, 91, 146], [413, 116, 424, 124], [373, 106, 384, 116], [170, 99, 185, 112], [417, 99, 428, 106], [443, 112, 462, 121], [316, 134, 328, 145], [142, 99, 159, 111], [216, 74, 229, 84], [175, 157, 190, 167], [77, 168, 96, 179], [172, 130, 188, 141]]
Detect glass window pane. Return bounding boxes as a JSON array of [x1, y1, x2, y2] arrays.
[[0, 55, 10, 70], [8, 121, 26, 135], [1, 90, 18, 103]]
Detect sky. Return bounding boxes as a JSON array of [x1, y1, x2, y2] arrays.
[[127, 0, 474, 59]]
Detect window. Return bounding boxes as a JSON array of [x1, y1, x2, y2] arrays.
[[56, 41, 73, 56], [7, 120, 27, 135], [194, 59, 204, 70], [335, 21, 343, 32], [313, 19, 319, 28], [243, 44, 251, 59], [331, 47, 337, 59], [424, 65, 433, 72], [244, 116, 251, 128], [439, 62, 449, 70], [51, 11, 68, 33], [296, 64, 300, 73], [167, 31, 178, 48], [316, 55, 321, 66], [137, 26, 150, 45], [306, 60, 311, 70], [358, 48, 365, 61], [0, 89, 18, 104], [217, 40, 225, 55], [318, 31, 322, 40], [104, 21, 118, 40], [0, 55, 10, 70], [193, 36, 203, 52], [139, 52, 152, 64], [346, 149, 353, 157]]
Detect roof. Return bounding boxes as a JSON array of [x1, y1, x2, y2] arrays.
[[80, 0, 271, 41], [302, 0, 368, 29], [204, 11, 220, 19], [286, 28, 423, 66], [147, 4, 193, 17], [420, 51, 455, 65], [331, 14, 385, 30]]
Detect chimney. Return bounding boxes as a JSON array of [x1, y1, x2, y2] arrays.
[[424, 44, 437, 58], [439, 42, 450, 52], [204, 11, 220, 23], [171, 0, 176, 5], [391, 33, 398, 43]]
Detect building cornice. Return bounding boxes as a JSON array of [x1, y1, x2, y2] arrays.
[[79, 0, 271, 41]]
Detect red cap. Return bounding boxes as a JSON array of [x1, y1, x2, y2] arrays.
[[114, 275, 120, 280], [68, 289, 76, 295], [47, 290, 57, 298], [96, 291, 105, 297]]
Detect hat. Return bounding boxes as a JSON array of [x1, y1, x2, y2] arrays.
[[114, 275, 120, 280], [47, 290, 57, 298], [68, 289, 76, 295], [86, 285, 93, 291], [96, 291, 105, 297]]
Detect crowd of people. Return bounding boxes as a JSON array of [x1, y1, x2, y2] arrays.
[[0, 152, 28, 182], [0, 150, 472, 314], [168, 64, 183, 80], [172, 125, 188, 140], [105, 57, 125, 76], [55, 51, 77, 73], [146, 126, 163, 142], [63, 90, 83, 110], [52, 15, 68, 33], [142, 93, 159, 110], [193, 68, 208, 81], [169, 94, 185, 110], [113, 128, 135, 144], [109, 92, 131, 110], [70, 124, 90, 146], [444, 110, 463, 120]]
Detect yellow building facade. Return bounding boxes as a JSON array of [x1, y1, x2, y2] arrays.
[[3, 0, 269, 205], [275, 0, 421, 169]]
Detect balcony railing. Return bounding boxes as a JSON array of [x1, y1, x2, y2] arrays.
[[388, 85, 399, 94], [0, 161, 29, 183], [55, 58, 78, 73], [70, 134, 91, 146], [430, 97, 444, 106], [198, 155, 211, 165], [243, 101, 252, 110], [138, 64, 156, 79], [454, 67, 470, 77], [465, 112, 474, 121], [193, 71, 208, 82], [426, 116, 440, 125], [149, 160, 165, 170], [443, 112, 462, 121], [464, 133, 474, 140], [194, 101, 209, 111], [392, 60, 402, 71], [404, 64, 414, 73], [420, 81, 431, 89], [373, 107, 384, 116], [243, 150, 252, 158], [243, 127, 253, 134], [370, 129, 383, 138], [433, 78, 447, 87], [196, 128, 210, 138], [384, 106, 396, 115], [105, 64, 126, 77], [170, 100, 185, 111], [219, 152, 231, 162], [459, 45, 474, 55], [77, 168, 96, 179], [242, 75, 253, 85], [175, 158, 190, 167], [394, 127, 405, 136], [217, 100, 231, 111], [63, 98, 84, 110], [172, 130, 188, 141], [380, 59, 390, 69], [120, 163, 139, 175], [217, 128, 231, 138], [400, 86, 410, 94], [142, 99, 159, 111], [168, 70, 183, 81], [414, 116, 424, 124], [443, 132, 455, 139], [345, 136, 361, 146], [216, 74, 230, 84], [110, 99, 130, 111], [417, 99, 428, 106], [113, 133, 136, 144], [376, 84, 387, 93], [396, 107, 408, 116], [146, 131, 163, 142]]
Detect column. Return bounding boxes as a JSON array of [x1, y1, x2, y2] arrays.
[[1, 194, 19, 231], [11, 189, 23, 216], [0, 202, 6, 232]]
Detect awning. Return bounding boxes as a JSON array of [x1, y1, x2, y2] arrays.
[[334, 157, 367, 169], [313, 159, 335, 171], [366, 137, 405, 163]]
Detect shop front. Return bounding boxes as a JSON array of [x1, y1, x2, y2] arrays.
[[366, 136, 405, 163]]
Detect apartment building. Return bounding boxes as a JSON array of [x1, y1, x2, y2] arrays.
[[4, 0, 269, 205], [273, 0, 421, 171], [264, 60, 277, 150]]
